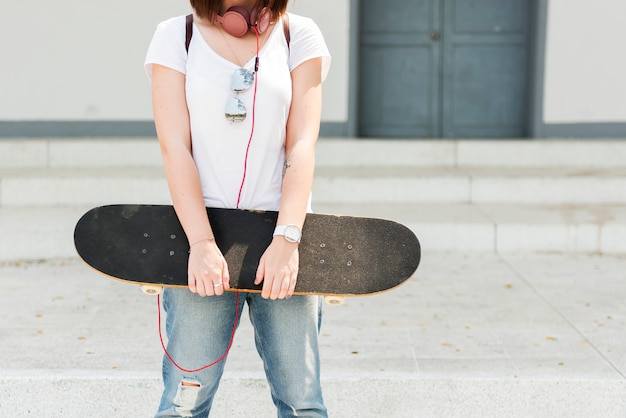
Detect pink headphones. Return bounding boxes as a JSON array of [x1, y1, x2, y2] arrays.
[[215, 6, 273, 37]]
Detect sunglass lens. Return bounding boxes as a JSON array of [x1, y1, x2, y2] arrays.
[[231, 68, 254, 92], [225, 96, 246, 122]]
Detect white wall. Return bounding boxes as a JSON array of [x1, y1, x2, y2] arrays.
[[544, 0, 626, 124], [289, 1, 349, 122], [0, 1, 348, 123]]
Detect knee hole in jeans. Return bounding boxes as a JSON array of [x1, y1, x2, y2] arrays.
[[173, 379, 202, 417]]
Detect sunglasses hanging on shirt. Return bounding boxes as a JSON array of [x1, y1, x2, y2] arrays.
[[225, 68, 255, 123]]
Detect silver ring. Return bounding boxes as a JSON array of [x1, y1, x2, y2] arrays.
[[213, 283, 222, 287]]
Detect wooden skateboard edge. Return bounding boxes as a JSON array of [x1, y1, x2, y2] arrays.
[[77, 250, 417, 299]]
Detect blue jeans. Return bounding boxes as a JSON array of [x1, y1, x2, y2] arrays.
[[155, 288, 327, 417]]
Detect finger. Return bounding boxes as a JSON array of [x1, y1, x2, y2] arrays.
[[255, 257, 265, 286], [270, 273, 287, 300], [196, 271, 209, 297], [222, 263, 231, 291], [287, 273, 297, 299], [212, 280, 224, 296], [188, 272, 197, 294], [278, 275, 291, 300], [261, 273, 274, 299], [212, 264, 225, 295], [200, 268, 220, 297]]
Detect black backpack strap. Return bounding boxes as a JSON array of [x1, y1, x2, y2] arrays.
[[185, 14, 193, 53]]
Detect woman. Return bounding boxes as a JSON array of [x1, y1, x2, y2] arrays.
[[144, 0, 330, 416]]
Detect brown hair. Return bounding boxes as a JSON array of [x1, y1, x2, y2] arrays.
[[190, 0, 289, 21]]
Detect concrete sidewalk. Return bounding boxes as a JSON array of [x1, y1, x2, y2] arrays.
[[1, 251, 625, 417]]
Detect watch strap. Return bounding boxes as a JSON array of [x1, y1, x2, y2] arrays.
[[273, 224, 302, 243]]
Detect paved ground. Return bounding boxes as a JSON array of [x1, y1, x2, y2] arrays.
[[1, 251, 626, 417]]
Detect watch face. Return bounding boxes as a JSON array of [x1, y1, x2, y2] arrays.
[[284, 225, 301, 243]]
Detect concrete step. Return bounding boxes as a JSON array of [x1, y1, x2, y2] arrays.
[[0, 167, 170, 207], [3, 138, 626, 207], [2, 203, 626, 262], [2, 165, 626, 207], [3, 137, 626, 169], [0, 137, 163, 169], [4, 372, 623, 417], [2, 138, 626, 260], [313, 165, 626, 205], [2, 253, 626, 417]]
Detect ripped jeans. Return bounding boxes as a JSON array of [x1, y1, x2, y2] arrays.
[[154, 288, 327, 418]]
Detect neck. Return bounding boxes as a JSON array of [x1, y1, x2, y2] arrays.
[[221, 0, 258, 13]]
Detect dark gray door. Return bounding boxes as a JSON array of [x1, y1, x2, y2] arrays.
[[358, 0, 442, 137], [358, 0, 531, 138]]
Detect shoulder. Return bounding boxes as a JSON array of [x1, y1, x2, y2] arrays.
[[145, 15, 189, 79], [153, 15, 187, 38], [284, 13, 331, 80], [147, 15, 187, 53], [286, 13, 324, 38]]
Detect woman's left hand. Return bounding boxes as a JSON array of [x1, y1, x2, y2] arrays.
[[255, 238, 299, 299]]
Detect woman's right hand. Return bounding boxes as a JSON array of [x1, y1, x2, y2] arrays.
[[187, 240, 230, 296]]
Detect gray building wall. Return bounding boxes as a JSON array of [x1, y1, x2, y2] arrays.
[[0, 0, 624, 138]]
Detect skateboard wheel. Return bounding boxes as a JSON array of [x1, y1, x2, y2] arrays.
[[141, 285, 164, 296], [324, 296, 345, 305]]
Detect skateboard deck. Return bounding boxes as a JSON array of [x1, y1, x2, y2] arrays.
[[74, 205, 420, 299]]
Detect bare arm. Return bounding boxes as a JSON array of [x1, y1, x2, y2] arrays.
[[152, 64, 229, 296], [255, 57, 324, 299], [279, 57, 324, 229]]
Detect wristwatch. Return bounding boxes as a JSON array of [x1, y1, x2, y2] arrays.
[[273, 224, 302, 243]]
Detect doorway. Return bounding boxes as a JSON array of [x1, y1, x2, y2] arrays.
[[358, 0, 532, 138]]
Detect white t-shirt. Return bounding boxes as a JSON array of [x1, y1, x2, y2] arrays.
[[145, 13, 330, 211]]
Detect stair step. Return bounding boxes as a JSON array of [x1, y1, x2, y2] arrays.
[[2, 372, 623, 417], [2, 138, 626, 259], [2, 166, 626, 206], [2, 204, 626, 262], [313, 166, 626, 205], [4, 138, 626, 169], [0, 207, 89, 261], [0, 138, 162, 169], [317, 138, 626, 168], [0, 168, 169, 207]]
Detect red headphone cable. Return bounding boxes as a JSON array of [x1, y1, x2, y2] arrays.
[[158, 27, 261, 374], [157, 292, 240, 373], [236, 26, 260, 209]]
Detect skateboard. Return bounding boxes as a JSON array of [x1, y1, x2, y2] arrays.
[[74, 205, 420, 304]]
